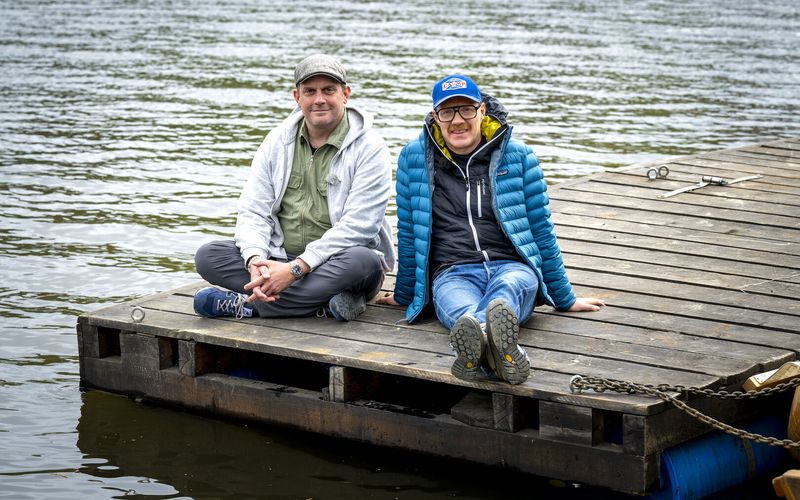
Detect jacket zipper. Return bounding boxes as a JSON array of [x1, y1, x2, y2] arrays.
[[464, 131, 505, 261]]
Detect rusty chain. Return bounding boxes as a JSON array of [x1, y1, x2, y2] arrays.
[[569, 375, 800, 449]]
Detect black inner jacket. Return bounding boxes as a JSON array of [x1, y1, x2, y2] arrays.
[[429, 131, 523, 282]]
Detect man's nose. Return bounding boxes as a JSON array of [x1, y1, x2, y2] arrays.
[[313, 91, 326, 104], [451, 112, 466, 124]]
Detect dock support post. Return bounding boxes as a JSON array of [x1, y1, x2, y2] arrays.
[[120, 333, 161, 375], [178, 340, 199, 376], [493, 393, 522, 432], [539, 401, 603, 446], [328, 366, 379, 402]]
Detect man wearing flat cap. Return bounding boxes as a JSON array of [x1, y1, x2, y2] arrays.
[[193, 54, 394, 321]]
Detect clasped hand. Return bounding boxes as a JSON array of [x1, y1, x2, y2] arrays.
[[243, 258, 295, 303]]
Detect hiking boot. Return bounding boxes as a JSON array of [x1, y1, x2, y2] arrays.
[[328, 292, 366, 321], [486, 299, 530, 385], [193, 287, 253, 319], [449, 314, 486, 381]]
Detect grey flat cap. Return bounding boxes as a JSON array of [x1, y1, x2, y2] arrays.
[[294, 54, 347, 86]]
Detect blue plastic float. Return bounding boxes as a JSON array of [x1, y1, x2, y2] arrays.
[[651, 415, 789, 499]]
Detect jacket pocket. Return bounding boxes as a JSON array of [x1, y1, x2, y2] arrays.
[[477, 179, 483, 218], [317, 177, 329, 198], [287, 170, 302, 189]]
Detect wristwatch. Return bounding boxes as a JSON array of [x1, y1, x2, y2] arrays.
[[289, 260, 306, 280]]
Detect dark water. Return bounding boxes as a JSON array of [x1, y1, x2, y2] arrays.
[[1, 1, 798, 498]]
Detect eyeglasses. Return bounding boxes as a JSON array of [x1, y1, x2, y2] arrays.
[[434, 104, 481, 122]]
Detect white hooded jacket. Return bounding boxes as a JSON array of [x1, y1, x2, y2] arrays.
[[235, 105, 395, 273]]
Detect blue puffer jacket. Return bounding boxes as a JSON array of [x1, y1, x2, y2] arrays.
[[393, 95, 577, 323]]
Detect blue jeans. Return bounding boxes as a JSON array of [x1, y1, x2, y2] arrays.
[[431, 260, 539, 330]]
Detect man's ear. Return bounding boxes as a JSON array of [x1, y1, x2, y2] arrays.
[[293, 88, 300, 104]]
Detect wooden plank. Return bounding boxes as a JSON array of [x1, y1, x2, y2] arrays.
[[524, 329, 759, 385], [552, 212, 800, 256], [559, 286, 800, 353], [562, 180, 799, 217], [759, 141, 800, 152], [723, 150, 800, 166], [525, 347, 719, 389], [548, 190, 799, 230], [621, 164, 800, 196], [677, 155, 800, 179], [567, 268, 800, 318], [772, 470, 800, 499], [559, 240, 800, 284], [527, 312, 792, 366], [593, 171, 800, 205], [718, 147, 800, 165], [556, 225, 800, 270], [551, 198, 800, 242], [738, 146, 800, 161], [563, 253, 800, 299]]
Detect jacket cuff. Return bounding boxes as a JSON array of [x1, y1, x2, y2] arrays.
[[241, 247, 267, 269], [297, 250, 323, 271], [556, 294, 577, 312]]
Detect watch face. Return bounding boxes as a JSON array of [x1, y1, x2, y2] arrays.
[[291, 262, 303, 278]]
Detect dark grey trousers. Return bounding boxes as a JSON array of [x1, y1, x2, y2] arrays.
[[194, 240, 384, 318]]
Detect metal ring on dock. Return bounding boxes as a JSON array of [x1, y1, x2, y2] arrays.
[[646, 166, 669, 180], [569, 375, 583, 393], [131, 306, 146, 323]]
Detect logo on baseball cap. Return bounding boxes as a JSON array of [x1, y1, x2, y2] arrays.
[[432, 74, 482, 109]]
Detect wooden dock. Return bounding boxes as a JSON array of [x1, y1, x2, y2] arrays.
[[77, 138, 800, 495]]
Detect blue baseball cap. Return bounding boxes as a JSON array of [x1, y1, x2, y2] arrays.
[[432, 74, 482, 109]]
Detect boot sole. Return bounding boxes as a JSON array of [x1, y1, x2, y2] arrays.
[[486, 299, 530, 385], [449, 315, 485, 381]]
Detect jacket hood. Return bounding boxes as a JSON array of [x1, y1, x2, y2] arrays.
[[425, 92, 509, 160], [280, 105, 373, 148]]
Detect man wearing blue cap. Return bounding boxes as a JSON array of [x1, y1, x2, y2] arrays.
[[378, 75, 604, 385], [193, 54, 395, 321]]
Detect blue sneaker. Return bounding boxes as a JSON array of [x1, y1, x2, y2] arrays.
[[328, 292, 366, 321], [193, 287, 253, 319]]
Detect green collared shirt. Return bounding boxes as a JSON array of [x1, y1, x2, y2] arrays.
[[279, 114, 350, 256]]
